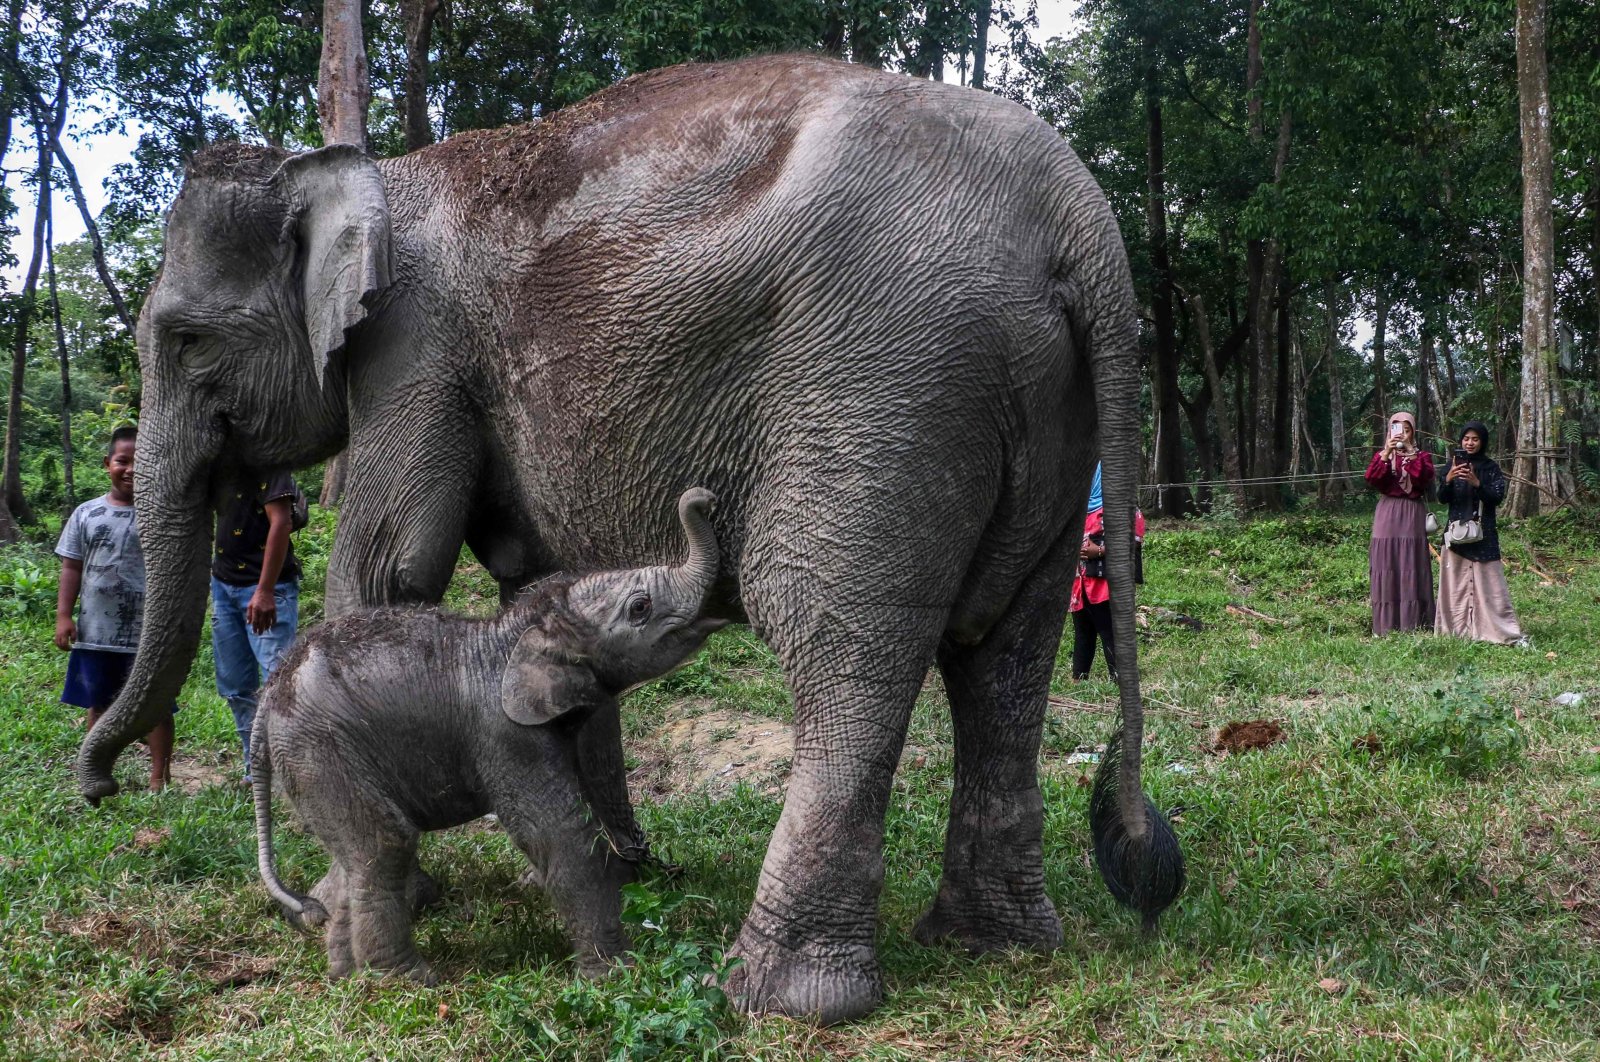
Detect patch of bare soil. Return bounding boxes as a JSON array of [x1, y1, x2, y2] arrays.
[[626, 703, 924, 801], [1215, 719, 1287, 755], [169, 755, 230, 795]]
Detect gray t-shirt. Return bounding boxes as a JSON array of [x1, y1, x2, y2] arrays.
[[56, 495, 147, 653]]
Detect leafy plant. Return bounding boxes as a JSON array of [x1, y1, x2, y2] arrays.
[[542, 882, 739, 1060], [0, 554, 57, 622], [1367, 669, 1525, 776]]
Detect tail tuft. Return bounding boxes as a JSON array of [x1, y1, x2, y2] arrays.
[[1089, 733, 1186, 928]]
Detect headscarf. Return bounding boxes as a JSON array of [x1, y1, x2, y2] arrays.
[[1386, 411, 1419, 494], [1458, 420, 1492, 458], [1087, 462, 1103, 513]]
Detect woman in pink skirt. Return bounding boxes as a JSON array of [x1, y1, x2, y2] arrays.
[[1436, 421, 1524, 643], [1365, 411, 1435, 635]]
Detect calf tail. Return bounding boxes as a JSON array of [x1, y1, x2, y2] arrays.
[[252, 705, 328, 930]]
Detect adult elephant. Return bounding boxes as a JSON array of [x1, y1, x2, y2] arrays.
[[81, 54, 1182, 1022]]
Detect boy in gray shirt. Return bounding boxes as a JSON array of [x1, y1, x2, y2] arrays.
[[55, 425, 174, 792]]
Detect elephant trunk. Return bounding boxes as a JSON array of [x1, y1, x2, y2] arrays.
[[76, 379, 221, 803], [665, 487, 720, 609], [1084, 252, 1186, 930]]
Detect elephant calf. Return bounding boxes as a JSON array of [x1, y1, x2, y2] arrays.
[[252, 488, 724, 983]]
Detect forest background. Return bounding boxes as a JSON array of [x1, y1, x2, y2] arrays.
[[1, 0, 1598, 535]]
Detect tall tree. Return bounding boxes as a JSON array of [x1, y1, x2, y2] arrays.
[[319, 0, 370, 148], [398, 0, 442, 151], [46, 206, 75, 509], [1143, 23, 1192, 515], [1508, 0, 1560, 514]]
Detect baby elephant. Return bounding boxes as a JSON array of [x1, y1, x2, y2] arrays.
[[252, 487, 725, 983]]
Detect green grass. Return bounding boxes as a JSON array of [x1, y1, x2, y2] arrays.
[[3, 505, 1599, 1058]]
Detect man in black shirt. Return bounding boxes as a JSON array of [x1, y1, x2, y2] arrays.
[[212, 470, 301, 780]]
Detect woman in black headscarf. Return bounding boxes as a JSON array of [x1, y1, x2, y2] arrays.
[[1436, 421, 1524, 644]]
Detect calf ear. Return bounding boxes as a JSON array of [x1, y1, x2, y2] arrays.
[[500, 628, 603, 726]]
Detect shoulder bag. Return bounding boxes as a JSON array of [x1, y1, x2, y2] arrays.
[[1444, 498, 1483, 548]]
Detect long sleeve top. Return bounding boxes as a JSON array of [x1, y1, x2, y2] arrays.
[[1069, 507, 1146, 612], [1439, 456, 1506, 562], [1365, 449, 1435, 500]]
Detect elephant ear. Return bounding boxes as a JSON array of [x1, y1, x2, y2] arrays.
[[500, 627, 604, 726], [272, 145, 393, 389]]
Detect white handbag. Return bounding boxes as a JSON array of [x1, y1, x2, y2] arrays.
[[1444, 500, 1483, 548], [1424, 511, 1440, 535]]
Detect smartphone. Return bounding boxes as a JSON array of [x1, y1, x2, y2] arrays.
[[1452, 448, 1469, 465], [1390, 422, 1405, 439]]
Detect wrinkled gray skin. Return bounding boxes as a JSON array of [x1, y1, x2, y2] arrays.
[[83, 54, 1178, 1023], [253, 488, 726, 983]]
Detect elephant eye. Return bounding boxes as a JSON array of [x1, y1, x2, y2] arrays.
[[626, 594, 652, 626], [175, 332, 220, 373]]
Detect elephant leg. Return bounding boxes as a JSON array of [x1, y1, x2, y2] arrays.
[[321, 862, 356, 978], [500, 798, 633, 978], [322, 406, 479, 618], [346, 836, 436, 984], [720, 462, 972, 1021], [914, 527, 1078, 952], [574, 701, 648, 864], [723, 612, 942, 1023]]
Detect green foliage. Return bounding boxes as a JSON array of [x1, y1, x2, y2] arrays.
[[0, 546, 57, 622], [534, 883, 737, 1061], [1368, 670, 1527, 777]]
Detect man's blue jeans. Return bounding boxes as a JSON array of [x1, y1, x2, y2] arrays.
[[211, 577, 298, 778]]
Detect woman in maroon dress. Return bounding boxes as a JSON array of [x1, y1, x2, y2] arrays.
[[1365, 410, 1436, 635]]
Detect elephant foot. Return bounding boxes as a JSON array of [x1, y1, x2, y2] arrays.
[[396, 956, 440, 986], [723, 921, 882, 1026], [912, 886, 1063, 953]]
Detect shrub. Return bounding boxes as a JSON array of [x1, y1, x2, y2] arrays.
[[0, 549, 57, 622], [1367, 669, 1525, 777]]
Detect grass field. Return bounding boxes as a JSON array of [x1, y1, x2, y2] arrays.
[[2, 504, 1598, 1060]]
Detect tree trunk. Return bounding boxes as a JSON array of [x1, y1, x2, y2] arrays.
[[1415, 327, 1433, 446], [970, 0, 992, 89], [1439, 327, 1458, 410], [1324, 279, 1348, 503], [49, 135, 135, 333], [3, 108, 63, 532], [1272, 268, 1292, 472], [1370, 282, 1391, 442], [1508, 0, 1560, 515], [1144, 37, 1191, 516], [399, 0, 441, 152], [1188, 293, 1244, 513], [1249, 110, 1292, 507], [318, 0, 370, 149], [47, 207, 74, 510], [1591, 153, 1599, 385]]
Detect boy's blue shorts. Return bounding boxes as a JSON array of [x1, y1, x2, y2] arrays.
[[61, 648, 179, 714]]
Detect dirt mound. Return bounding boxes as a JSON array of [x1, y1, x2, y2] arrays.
[[626, 704, 923, 801], [169, 756, 229, 795], [1216, 719, 1286, 754]]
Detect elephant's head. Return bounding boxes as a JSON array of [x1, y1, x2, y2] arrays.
[[499, 488, 727, 727], [77, 144, 394, 802]]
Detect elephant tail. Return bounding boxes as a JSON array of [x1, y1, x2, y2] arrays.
[[1080, 232, 1186, 932], [252, 705, 328, 931]]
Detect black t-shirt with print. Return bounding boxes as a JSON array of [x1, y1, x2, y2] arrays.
[[213, 471, 301, 587]]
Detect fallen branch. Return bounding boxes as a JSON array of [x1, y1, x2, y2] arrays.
[[1225, 603, 1285, 624]]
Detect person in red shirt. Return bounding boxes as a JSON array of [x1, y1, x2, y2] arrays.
[[1069, 469, 1145, 680], [1364, 410, 1435, 635]]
